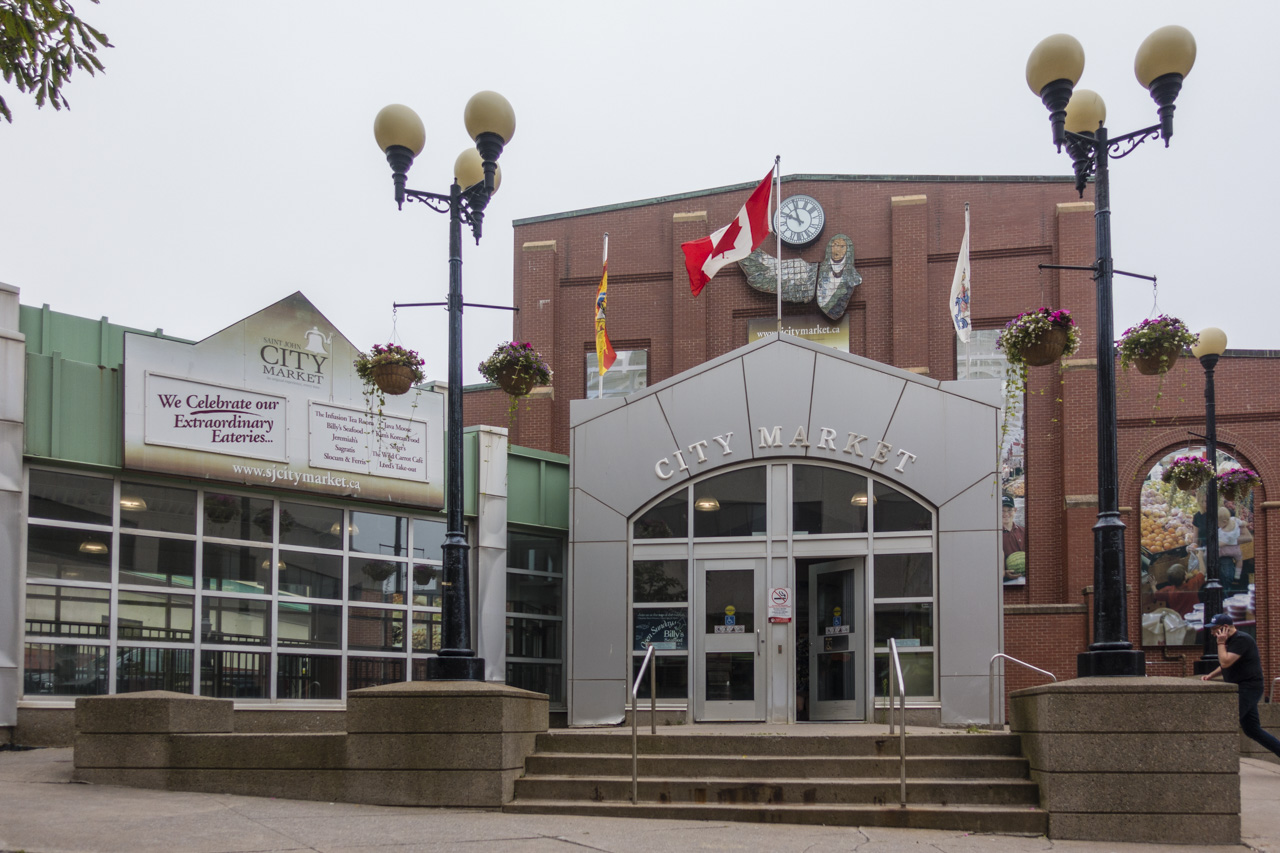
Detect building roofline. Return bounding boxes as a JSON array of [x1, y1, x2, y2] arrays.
[[513, 174, 1079, 226]]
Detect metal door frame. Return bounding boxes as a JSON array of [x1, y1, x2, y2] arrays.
[[692, 557, 766, 721], [806, 557, 866, 721]]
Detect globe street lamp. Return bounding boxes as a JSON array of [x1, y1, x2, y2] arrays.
[[374, 92, 516, 680], [1027, 26, 1196, 678], [1191, 327, 1228, 674]]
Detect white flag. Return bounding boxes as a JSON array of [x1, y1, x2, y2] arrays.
[[949, 204, 971, 343]]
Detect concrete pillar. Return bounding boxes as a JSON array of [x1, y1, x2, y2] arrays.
[[0, 282, 25, 728], [1010, 676, 1240, 844], [890, 194, 928, 371], [472, 425, 509, 683]]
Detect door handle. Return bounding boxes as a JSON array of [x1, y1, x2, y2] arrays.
[[757, 628, 762, 656]]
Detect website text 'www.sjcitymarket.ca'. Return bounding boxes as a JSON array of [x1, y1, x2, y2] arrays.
[[230, 464, 361, 491]]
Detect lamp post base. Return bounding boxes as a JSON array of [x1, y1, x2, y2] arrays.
[[426, 655, 486, 681], [1077, 649, 1145, 678]]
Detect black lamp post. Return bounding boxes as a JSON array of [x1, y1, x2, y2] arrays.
[[373, 92, 516, 680], [1191, 327, 1229, 674], [1027, 26, 1197, 678]]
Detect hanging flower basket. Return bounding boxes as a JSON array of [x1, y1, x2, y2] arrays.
[[997, 308, 1080, 368], [1161, 455, 1213, 492], [354, 343, 425, 397], [362, 561, 398, 583], [1117, 315, 1197, 376], [372, 363, 416, 395], [1216, 467, 1260, 503], [478, 341, 553, 419]]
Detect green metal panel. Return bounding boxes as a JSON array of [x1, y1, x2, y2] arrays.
[[508, 445, 569, 530], [19, 303, 182, 367]]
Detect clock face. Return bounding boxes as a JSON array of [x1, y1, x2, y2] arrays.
[[774, 195, 826, 246]]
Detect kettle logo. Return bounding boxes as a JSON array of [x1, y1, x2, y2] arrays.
[[303, 327, 333, 355]]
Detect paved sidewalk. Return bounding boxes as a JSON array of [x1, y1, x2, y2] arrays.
[[1, 747, 1276, 853]]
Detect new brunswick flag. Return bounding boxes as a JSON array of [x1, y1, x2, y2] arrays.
[[595, 235, 617, 374]]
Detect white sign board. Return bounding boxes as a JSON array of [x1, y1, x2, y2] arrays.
[[768, 587, 793, 623], [308, 402, 427, 481], [144, 374, 288, 462]]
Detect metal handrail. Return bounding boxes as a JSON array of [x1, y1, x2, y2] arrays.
[[886, 638, 907, 807], [989, 653, 1057, 729], [630, 643, 657, 804]]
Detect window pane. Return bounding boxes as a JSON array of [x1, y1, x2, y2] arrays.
[[507, 617, 561, 658], [411, 610, 441, 652], [28, 470, 113, 524], [703, 570, 755, 632], [26, 526, 112, 583], [412, 518, 446, 562], [201, 650, 269, 698], [873, 602, 934, 646], [632, 654, 688, 700], [873, 554, 933, 598], [350, 511, 408, 557], [873, 481, 933, 532], [25, 585, 110, 638], [586, 349, 648, 399], [348, 607, 403, 652], [278, 602, 342, 649], [633, 560, 687, 603], [508, 530, 563, 573], [279, 550, 343, 600], [705, 652, 754, 701], [118, 591, 194, 642], [202, 542, 273, 593], [874, 652, 935, 699], [203, 493, 274, 542], [694, 469, 766, 537], [507, 573, 562, 615], [118, 482, 196, 534], [278, 502, 343, 550], [411, 563, 441, 607], [507, 661, 564, 704], [347, 656, 405, 691], [277, 654, 341, 699], [634, 491, 687, 540], [634, 607, 688, 651], [202, 597, 270, 645], [349, 556, 406, 604], [793, 465, 868, 534], [120, 534, 196, 588], [23, 643, 109, 695], [117, 647, 192, 694]]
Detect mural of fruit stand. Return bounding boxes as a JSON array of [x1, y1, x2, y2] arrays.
[[1140, 447, 1257, 645]]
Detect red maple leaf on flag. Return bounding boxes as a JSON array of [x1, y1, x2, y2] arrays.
[[711, 218, 742, 258]]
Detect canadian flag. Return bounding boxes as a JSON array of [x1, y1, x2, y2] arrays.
[[681, 168, 774, 296]]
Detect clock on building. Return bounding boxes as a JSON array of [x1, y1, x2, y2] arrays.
[[774, 194, 826, 246]]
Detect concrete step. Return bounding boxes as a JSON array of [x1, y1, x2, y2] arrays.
[[514, 774, 1041, 806], [524, 753, 1031, 780], [532, 731, 1024, 757], [502, 799, 1049, 835]]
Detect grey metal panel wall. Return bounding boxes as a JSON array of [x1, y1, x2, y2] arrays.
[[0, 284, 26, 726]]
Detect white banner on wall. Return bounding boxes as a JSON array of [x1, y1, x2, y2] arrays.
[[124, 292, 444, 508]]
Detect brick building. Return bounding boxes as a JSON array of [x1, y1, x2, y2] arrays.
[[464, 174, 1277, 723]]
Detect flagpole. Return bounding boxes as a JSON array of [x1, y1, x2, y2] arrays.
[[964, 203, 972, 376], [599, 232, 608, 399], [774, 155, 782, 335]]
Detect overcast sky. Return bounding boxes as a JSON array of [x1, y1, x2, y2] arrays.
[[2, 1, 1275, 384]]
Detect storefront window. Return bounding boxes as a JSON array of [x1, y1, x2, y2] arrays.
[[118, 481, 196, 534], [586, 349, 648, 399], [793, 465, 868, 534], [23, 469, 462, 701], [694, 468, 766, 537], [1140, 447, 1257, 646], [506, 527, 565, 708], [634, 491, 687, 540]]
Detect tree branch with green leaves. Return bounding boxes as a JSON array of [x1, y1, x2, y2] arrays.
[[0, 0, 112, 123]]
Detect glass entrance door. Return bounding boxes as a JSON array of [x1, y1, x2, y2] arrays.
[[807, 558, 864, 720], [693, 558, 765, 721]]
